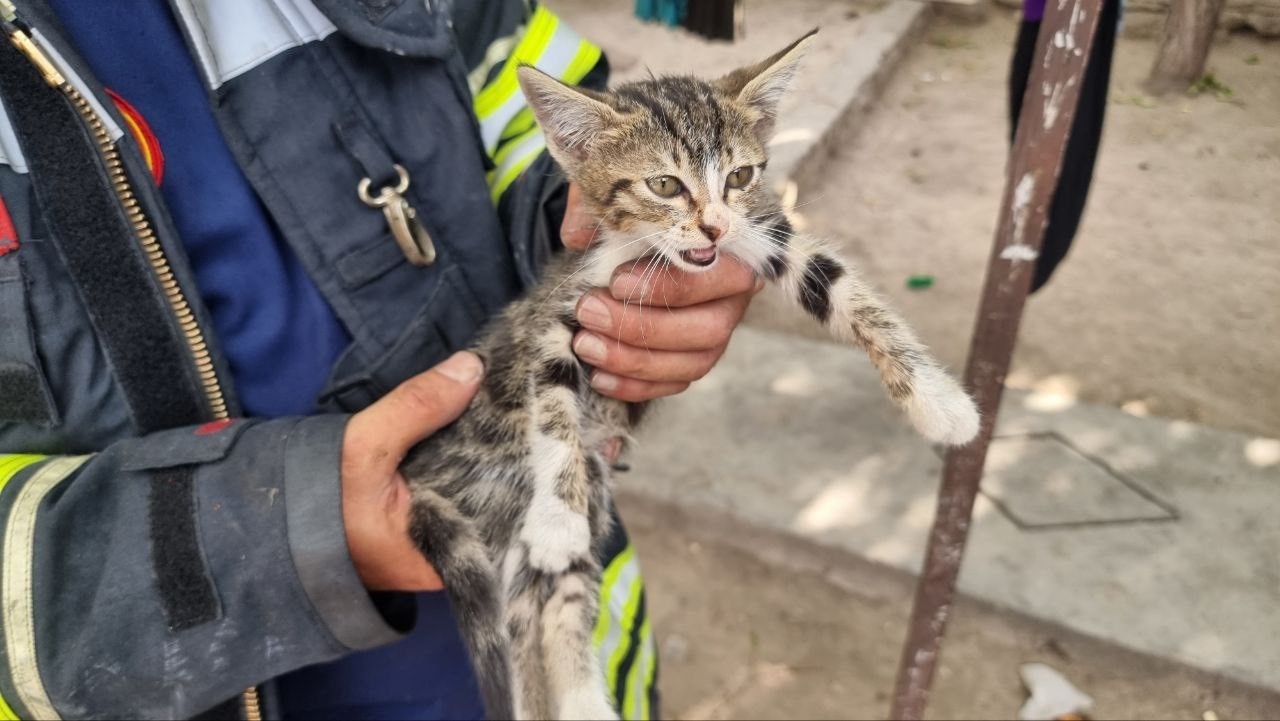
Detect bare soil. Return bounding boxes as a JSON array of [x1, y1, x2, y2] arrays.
[[746, 10, 1280, 437], [623, 494, 1280, 720]]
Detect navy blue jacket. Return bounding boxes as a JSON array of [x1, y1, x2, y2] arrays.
[[0, 1, 655, 719]]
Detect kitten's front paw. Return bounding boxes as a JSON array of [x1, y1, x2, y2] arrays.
[[522, 497, 591, 573], [907, 365, 980, 446]]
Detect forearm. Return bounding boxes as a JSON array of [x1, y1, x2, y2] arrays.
[[0, 416, 405, 719]]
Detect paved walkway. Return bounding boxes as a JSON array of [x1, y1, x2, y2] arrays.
[[619, 325, 1280, 691]]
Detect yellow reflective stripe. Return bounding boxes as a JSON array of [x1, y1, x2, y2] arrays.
[[489, 127, 546, 203], [467, 31, 522, 96], [622, 618, 654, 720], [641, 625, 657, 721], [499, 107, 536, 143], [0, 456, 45, 721], [592, 545, 634, 648], [0, 456, 45, 487], [475, 5, 602, 166], [474, 6, 557, 120], [3, 455, 88, 721], [604, 563, 643, 695], [562, 39, 602, 91], [484, 40, 602, 199]]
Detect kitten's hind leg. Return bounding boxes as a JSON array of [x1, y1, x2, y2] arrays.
[[763, 228, 980, 445], [505, 556, 616, 720], [542, 561, 617, 720], [408, 490, 514, 720], [505, 548, 553, 720]]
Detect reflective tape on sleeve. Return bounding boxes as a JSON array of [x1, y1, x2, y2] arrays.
[[1, 454, 88, 721], [474, 4, 602, 191]]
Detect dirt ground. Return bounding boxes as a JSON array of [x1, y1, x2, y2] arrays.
[[622, 494, 1280, 720], [746, 10, 1280, 437]]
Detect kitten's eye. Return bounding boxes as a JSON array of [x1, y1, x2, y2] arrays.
[[726, 166, 755, 190], [646, 176, 683, 198]]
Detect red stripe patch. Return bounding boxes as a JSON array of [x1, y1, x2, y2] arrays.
[[0, 195, 18, 257], [195, 418, 234, 436], [106, 88, 165, 185]]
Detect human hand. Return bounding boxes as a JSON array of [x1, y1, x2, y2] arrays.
[[341, 352, 484, 591], [561, 184, 760, 402]]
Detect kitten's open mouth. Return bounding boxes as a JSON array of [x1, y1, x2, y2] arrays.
[[680, 247, 718, 267]]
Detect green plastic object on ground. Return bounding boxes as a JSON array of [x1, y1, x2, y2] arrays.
[[907, 275, 935, 289]]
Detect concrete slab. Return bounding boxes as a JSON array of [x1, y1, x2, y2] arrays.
[[617, 325, 1280, 691], [970, 432, 1178, 529]]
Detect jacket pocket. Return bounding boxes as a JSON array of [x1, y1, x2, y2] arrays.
[[0, 252, 59, 428], [318, 265, 487, 412]]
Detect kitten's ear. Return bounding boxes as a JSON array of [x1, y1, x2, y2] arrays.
[[517, 66, 620, 168], [717, 29, 816, 140]]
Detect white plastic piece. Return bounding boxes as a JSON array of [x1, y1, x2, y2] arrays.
[[1018, 662, 1094, 721]]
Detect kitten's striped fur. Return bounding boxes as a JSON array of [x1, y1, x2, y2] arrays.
[[401, 31, 979, 720]]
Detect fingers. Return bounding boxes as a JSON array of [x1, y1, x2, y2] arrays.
[[575, 288, 751, 352], [608, 255, 759, 307], [560, 183, 599, 251], [346, 352, 484, 475], [573, 331, 721, 383], [586, 372, 689, 403]]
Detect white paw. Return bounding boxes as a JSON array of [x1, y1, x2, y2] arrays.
[[907, 366, 980, 446], [557, 686, 620, 721], [522, 494, 591, 573]]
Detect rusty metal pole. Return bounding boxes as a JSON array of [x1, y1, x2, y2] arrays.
[[888, 0, 1106, 718]]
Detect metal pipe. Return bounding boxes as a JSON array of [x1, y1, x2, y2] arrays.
[[888, 0, 1106, 716]]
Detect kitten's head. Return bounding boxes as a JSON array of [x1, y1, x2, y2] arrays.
[[518, 31, 815, 273]]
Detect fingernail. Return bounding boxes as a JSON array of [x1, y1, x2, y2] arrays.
[[577, 294, 612, 330], [753, 276, 767, 294], [590, 371, 619, 392], [436, 351, 484, 383], [610, 272, 642, 300], [573, 333, 607, 364]]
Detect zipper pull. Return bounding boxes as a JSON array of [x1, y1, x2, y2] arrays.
[[358, 164, 437, 267], [3, 8, 67, 88]]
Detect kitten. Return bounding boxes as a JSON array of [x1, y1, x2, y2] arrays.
[[400, 31, 979, 720]]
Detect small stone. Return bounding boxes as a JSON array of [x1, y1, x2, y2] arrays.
[[1138, 161, 1150, 171], [661, 633, 690, 664]]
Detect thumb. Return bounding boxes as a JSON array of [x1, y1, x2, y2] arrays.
[[560, 183, 599, 251], [347, 352, 484, 472]]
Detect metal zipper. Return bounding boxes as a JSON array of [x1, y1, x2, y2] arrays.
[[7, 19, 257, 721]]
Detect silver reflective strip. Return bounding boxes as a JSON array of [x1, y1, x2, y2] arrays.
[[467, 31, 522, 96], [30, 29, 123, 143], [494, 127, 545, 176], [0, 95, 27, 174], [595, 552, 641, 672], [478, 23, 590, 154], [3, 455, 90, 721], [171, 0, 338, 89]]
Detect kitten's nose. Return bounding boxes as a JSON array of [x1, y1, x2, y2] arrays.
[[699, 223, 725, 243]]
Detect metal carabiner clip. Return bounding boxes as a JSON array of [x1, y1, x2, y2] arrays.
[[357, 164, 437, 267]]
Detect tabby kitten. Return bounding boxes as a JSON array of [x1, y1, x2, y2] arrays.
[[400, 31, 979, 720]]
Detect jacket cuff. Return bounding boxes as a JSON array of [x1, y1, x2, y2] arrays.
[[283, 415, 409, 650]]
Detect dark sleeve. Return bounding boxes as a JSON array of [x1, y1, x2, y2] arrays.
[[0, 416, 408, 720]]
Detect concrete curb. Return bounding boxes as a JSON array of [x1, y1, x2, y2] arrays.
[[772, 0, 933, 196]]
